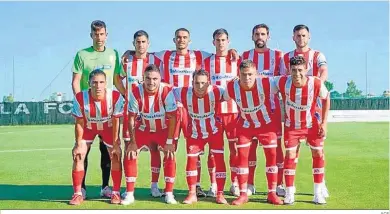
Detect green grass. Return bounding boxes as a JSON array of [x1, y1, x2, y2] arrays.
[[0, 122, 388, 209]]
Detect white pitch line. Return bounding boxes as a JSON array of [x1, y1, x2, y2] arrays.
[[0, 148, 71, 153], [0, 128, 65, 135]]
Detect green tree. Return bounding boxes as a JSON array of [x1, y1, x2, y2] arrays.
[[324, 80, 334, 92], [344, 80, 363, 98]]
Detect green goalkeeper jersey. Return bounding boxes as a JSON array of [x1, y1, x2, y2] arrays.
[[72, 46, 122, 91]]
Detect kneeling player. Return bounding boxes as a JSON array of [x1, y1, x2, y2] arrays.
[[69, 69, 124, 205], [121, 64, 178, 205], [173, 69, 228, 205], [273, 56, 330, 205]]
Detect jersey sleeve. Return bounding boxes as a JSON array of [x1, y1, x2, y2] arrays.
[[317, 52, 327, 67], [223, 82, 232, 101], [172, 87, 182, 103], [153, 50, 167, 61], [319, 80, 329, 99], [71, 95, 83, 118], [112, 93, 125, 118], [72, 52, 83, 74], [270, 76, 281, 94], [216, 85, 225, 101], [164, 90, 178, 113], [128, 89, 139, 116]]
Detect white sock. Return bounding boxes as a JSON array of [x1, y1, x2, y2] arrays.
[[151, 182, 158, 189], [314, 183, 322, 195], [126, 191, 134, 197], [211, 183, 217, 190], [165, 192, 173, 197]]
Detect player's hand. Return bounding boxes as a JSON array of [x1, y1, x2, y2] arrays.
[[228, 49, 239, 62], [72, 142, 87, 161], [126, 142, 138, 160], [111, 143, 122, 161], [318, 123, 327, 137], [164, 144, 175, 159]]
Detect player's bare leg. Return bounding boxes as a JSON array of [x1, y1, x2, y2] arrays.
[[283, 146, 298, 205], [311, 146, 326, 204], [70, 143, 90, 205], [107, 146, 122, 204]]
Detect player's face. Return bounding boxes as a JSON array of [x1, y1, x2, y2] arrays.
[[291, 64, 308, 86], [91, 28, 107, 48], [252, 27, 269, 49], [174, 30, 190, 50], [134, 35, 149, 55], [144, 71, 161, 92], [239, 66, 257, 89], [213, 33, 229, 52], [293, 29, 310, 49], [90, 74, 106, 97], [193, 74, 209, 97]]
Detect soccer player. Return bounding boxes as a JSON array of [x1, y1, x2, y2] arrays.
[[173, 69, 228, 205], [121, 64, 178, 205], [203, 28, 240, 197], [282, 24, 329, 198], [69, 69, 124, 205], [223, 60, 283, 205], [114, 30, 164, 198], [273, 56, 330, 204], [241, 24, 285, 196], [71, 20, 122, 199]]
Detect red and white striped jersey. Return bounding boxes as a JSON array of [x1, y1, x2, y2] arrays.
[[128, 83, 177, 132], [241, 49, 284, 77], [173, 85, 224, 139], [223, 77, 277, 128], [154, 50, 211, 87], [72, 89, 124, 131], [120, 53, 162, 86], [273, 76, 328, 129], [282, 49, 327, 77], [203, 55, 239, 114]]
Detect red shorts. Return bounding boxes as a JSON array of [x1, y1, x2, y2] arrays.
[[174, 106, 189, 140], [217, 113, 239, 142], [236, 124, 277, 148], [186, 131, 224, 155], [284, 126, 325, 150], [83, 128, 113, 147], [135, 128, 170, 149]]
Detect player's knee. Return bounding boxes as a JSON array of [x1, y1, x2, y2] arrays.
[[285, 150, 296, 159], [311, 149, 323, 158]]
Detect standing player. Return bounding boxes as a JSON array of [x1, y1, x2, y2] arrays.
[[241, 24, 285, 196], [173, 69, 228, 205], [203, 28, 240, 197], [282, 24, 329, 198], [114, 30, 164, 198], [71, 20, 122, 199], [69, 69, 124, 205], [273, 56, 330, 204], [121, 64, 178, 205], [153, 28, 238, 197], [223, 60, 283, 205]]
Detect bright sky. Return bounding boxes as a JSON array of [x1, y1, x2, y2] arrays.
[[0, 1, 388, 101]]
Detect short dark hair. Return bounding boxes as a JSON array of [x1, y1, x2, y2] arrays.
[[213, 28, 229, 39], [192, 69, 209, 80], [175, 28, 190, 37], [289, 56, 306, 66], [293, 24, 310, 33], [144, 64, 160, 74], [90, 20, 106, 32], [252, 23, 269, 35], [89, 69, 106, 85], [239, 59, 256, 70], [133, 30, 149, 41]]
